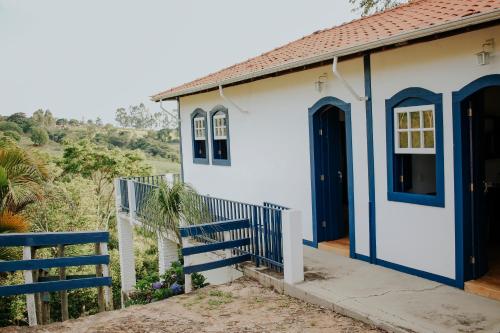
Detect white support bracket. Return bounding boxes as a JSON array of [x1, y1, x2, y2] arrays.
[[219, 85, 249, 113], [332, 56, 368, 102]]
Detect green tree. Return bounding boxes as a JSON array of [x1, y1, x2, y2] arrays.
[[0, 141, 49, 260], [349, 0, 407, 16], [0, 121, 22, 134], [116, 103, 156, 129], [6, 113, 34, 133], [32, 109, 55, 128], [0, 141, 49, 213], [58, 141, 151, 229], [30, 127, 49, 146], [115, 107, 130, 127], [56, 118, 68, 126]]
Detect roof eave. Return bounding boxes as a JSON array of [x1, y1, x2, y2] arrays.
[[152, 9, 500, 102]]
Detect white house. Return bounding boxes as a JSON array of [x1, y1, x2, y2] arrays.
[[152, 0, 500, 299]]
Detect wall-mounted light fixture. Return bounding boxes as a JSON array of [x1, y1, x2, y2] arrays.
[[314, 74, 328, 93], [477, 39, 494, 66]]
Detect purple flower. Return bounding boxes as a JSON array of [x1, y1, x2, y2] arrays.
[[170, 282, 183, 294], [152, 282, 163, 290]]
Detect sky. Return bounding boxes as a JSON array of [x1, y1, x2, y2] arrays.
[[0, 1, 357, 124]]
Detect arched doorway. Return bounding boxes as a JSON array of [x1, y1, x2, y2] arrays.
[[453, 75, 500, 299], [309, 97, 355, 256]]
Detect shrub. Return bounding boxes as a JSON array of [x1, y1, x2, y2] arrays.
[[2, 131, 21, 142], [125, 261, 208, 307], [48, 130, 66, 143], [0, 121, 22, 134], [30, 127, 49, 146]]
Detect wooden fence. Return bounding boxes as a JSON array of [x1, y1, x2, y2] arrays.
[[0, 232, 112, 326]]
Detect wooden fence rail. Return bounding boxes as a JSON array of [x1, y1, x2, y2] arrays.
[[0, 231, 112, 326]]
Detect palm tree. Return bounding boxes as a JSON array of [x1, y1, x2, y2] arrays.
[[0, 140, 48, 260], [0, 141, 49, 214], [139, 181, 209, 247]]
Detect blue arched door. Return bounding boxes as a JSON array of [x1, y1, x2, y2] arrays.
[[309, 97, 355, 248], [454, 75, 500, 285]]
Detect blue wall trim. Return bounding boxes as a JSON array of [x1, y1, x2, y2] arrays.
[[452, 74, 500, 289], [307, 96, 356, 257], [191, 108, 210, 165], [209, 105, 231, 166], [177, 98, 185, 182], [354, 253, 371, 263], [364, 55, 377, 264], [377, 259, 456, 287], [303, 239, 318, 248], [385, 87, 445, 207]]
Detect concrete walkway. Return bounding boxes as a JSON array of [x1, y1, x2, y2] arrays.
[[284, 246, 500, 333]]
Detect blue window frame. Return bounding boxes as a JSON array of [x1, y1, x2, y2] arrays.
[[210, 105, 231, 166], [385, 87, 444, 207], [191, 108, 209, 164]]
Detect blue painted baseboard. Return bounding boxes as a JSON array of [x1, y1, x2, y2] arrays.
[[302, 239, 317, 248], [376, 258, 457, 287], [353, 253, 371, 263]]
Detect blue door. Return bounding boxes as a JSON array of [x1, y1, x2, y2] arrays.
[[313, 105, 347, 242], [461, 85, 500, 281]]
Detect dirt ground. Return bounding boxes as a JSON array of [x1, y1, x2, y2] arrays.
[[2, 277, 383, 333]]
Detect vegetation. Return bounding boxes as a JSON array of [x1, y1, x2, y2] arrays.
[[126, 261, 207, 306], [0, 108, 181, 326], [349, 0, 408, 15], [30, 127, 49, 146], [115, 103, 177, 130], [140, 181, 210, 246]]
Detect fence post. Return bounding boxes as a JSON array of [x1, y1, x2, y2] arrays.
[[158, 234, 178, 276], [22, 246, 37, 326], [57, 245, 69, 321], [99, 242, 113, 311], [252, 206, 260, 267], [282, 210, 304, 284]]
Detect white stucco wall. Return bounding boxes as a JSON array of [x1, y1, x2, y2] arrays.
[[371, 25, 500, 279], [179, 57, 371, 257], [178, 25, 500, 280]]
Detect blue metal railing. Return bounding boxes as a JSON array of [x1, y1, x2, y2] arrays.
[[118, 175, 286, 272], [119, 178, 129, 212], [198, 195, 284, 271]]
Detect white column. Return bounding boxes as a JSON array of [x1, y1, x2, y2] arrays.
[[158, 234, 178, 276], [117, 214, 136, 305], [282, 210, 304, 284], [23, 246, 37, 326], [164, 173, 174, 185], [127, 180, 137, 221], [115, 179, 136, 307], [182, 237, 192, 293]]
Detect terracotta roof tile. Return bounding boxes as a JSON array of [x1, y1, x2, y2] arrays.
[[152, 0, 500, 100]]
